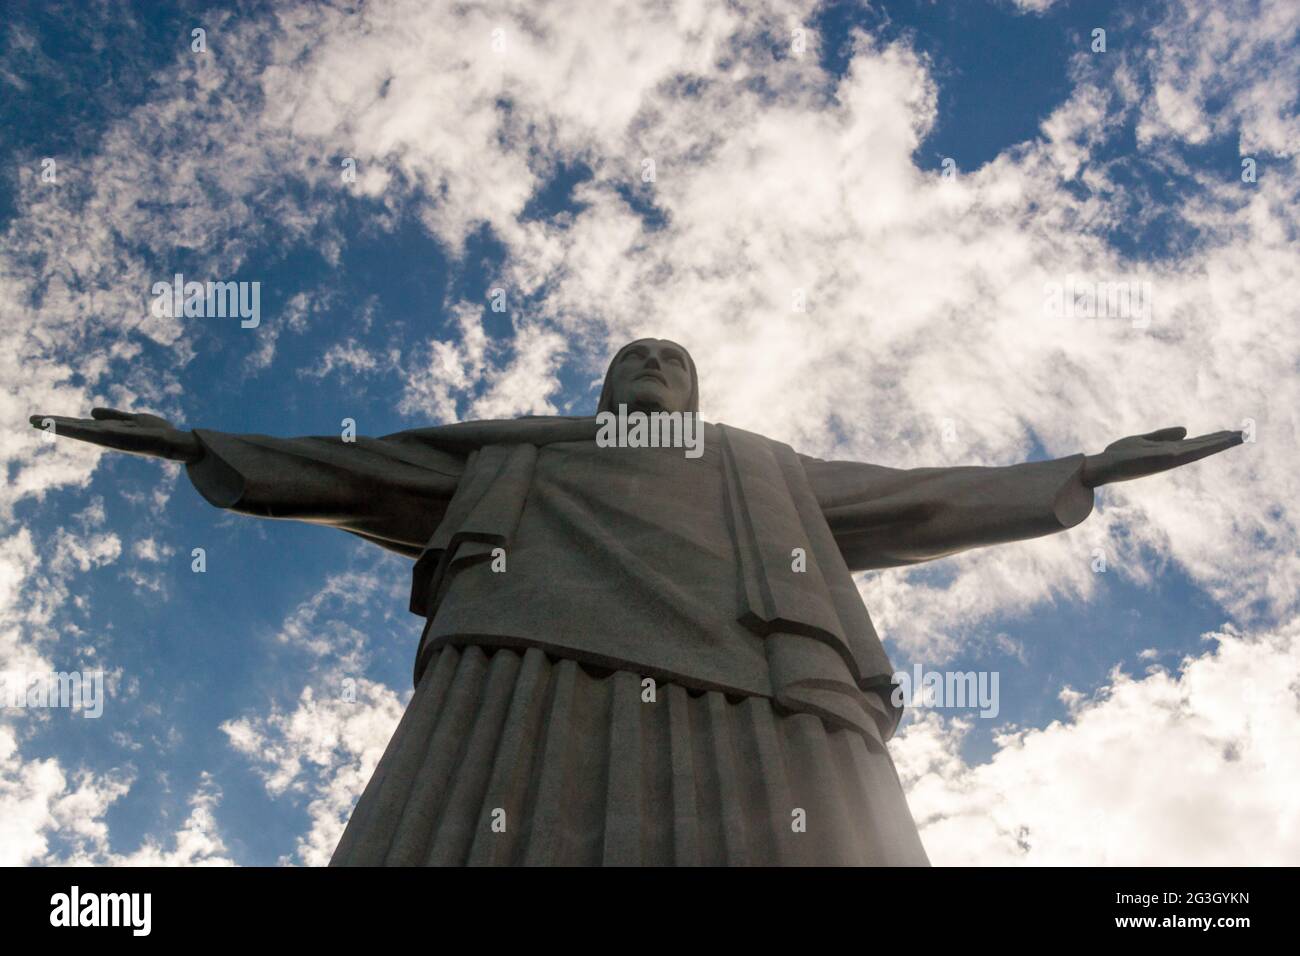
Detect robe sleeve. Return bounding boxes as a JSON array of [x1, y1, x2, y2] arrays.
[[184, 428, 466, 558], [801, 452, 1095, 572]]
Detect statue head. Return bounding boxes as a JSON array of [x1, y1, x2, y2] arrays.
[[597, 338, 699, 415]]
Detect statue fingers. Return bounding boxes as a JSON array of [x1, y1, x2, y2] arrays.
[[30, 414, 94, 432], [91, 407, 137, 422], [1186, 430, 1245, 452], [29, 415, 128, 448], [1104, 426, 1185, 451], [1139, 426, 1187, 443], [1171, 431, 1244, 466]]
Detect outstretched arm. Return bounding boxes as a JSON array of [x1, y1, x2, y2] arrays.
[[30, 407, 465, 558], [803, 424, 1244, 572]]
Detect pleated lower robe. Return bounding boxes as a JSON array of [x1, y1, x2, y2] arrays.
[[330, 644, 930, 866]]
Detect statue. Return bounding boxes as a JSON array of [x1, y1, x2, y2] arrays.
[[31, 338, 1243, 865]]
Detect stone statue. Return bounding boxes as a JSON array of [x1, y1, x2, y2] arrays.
[[31, 338, 1243, 865]]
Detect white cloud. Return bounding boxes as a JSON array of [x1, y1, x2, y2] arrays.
[[468, 324, 567, 419], [0, 725, 230, 866], [894, 618, 1300, 864], [48, 529, 121, 577], [221, 567, 411, 865], [398, 302, 492, 422], [1135, 0, 1300, 156], [131, 537, 173, 563], [270, 569, 389, 670], [397, 303, 568, 421], [245, 289, 332, 375], [299, 340, 387, 380], [0, 725, 103, 866], [1008, 0, 1060, 13], [223, 681, 407, 866], [104, 773, 233, 867]]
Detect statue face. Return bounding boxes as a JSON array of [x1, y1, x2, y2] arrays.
[[606, 339, 694, 414]]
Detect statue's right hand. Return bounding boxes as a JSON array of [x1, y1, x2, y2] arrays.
[[28, 407, 203, 463]]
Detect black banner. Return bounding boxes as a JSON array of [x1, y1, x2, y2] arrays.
[[0, 866, 1285, 942]]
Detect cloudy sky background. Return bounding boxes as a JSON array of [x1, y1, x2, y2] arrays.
[[2, 0, 1296, 865]]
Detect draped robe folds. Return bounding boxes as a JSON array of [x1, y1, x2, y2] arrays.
[[186, 417, 1094, 865]]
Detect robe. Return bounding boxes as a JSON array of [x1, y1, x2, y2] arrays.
[[186, 416, 1094, 865]]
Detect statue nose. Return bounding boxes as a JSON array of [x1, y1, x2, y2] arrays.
[[644, 357, 661, 370]]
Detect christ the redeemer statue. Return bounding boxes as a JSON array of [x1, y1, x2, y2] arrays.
[[32, 338, 1243, 865]]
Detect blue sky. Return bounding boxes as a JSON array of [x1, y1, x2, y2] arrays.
[[3, 0, 1297, 865]]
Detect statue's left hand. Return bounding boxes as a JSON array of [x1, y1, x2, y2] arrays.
[[1081, 426, 1244, 488]]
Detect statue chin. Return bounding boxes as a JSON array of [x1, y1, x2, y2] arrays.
[[616, 385, 678, 415]]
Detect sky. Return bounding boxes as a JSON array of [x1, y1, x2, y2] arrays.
[[1, 0, 1297, 866]]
